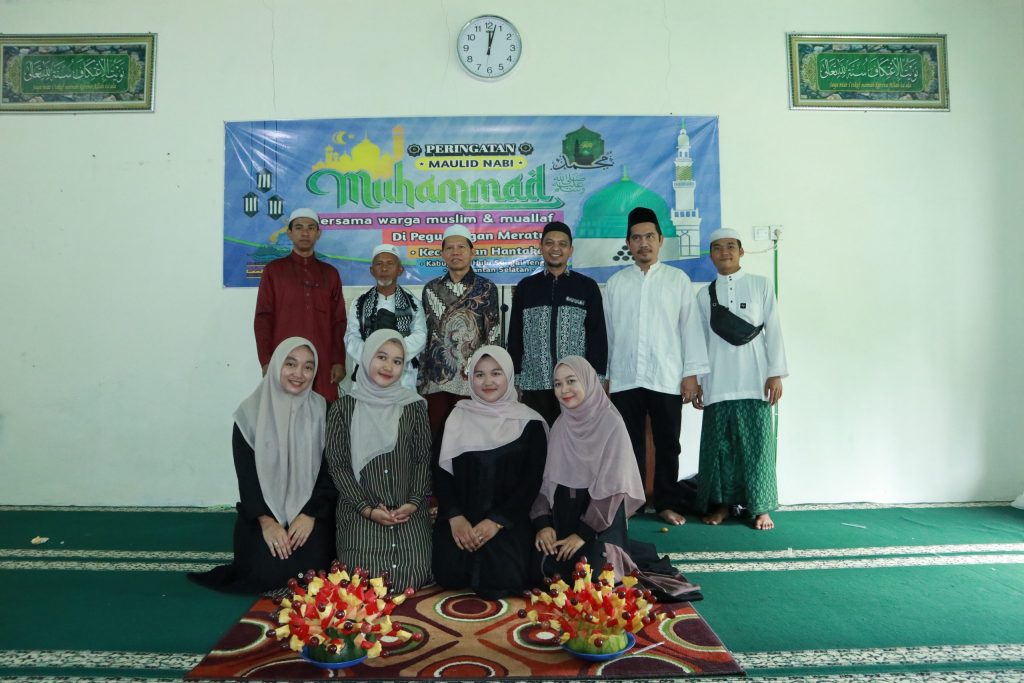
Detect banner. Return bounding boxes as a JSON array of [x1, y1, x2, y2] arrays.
[[224, 116, 720, 287]]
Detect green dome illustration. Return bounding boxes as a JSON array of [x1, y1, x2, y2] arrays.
[[576, 168, 677, 239]]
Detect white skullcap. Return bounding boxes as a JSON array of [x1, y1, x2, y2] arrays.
[[708, 228, 741, 244], [288, 208, 320, 224], [372, 244, 401, 259], [442, 225, 474, 244]]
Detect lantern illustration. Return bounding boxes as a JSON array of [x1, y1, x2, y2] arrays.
[[243, 191, 259, 217], [268, 195, 284, 219]]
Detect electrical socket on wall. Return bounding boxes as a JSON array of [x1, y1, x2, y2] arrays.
[[753, 225, 771, 241]]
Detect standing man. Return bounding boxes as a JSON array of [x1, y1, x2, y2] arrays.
[[254, 207, 347, 401], [604, 207, 709, 525], [694, 228, 787, 530], [507, 221, 607, 425], [419, 225, 500, 448], [344, 243, 426, 390]]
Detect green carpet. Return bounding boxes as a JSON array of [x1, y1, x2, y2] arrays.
[[1, 503, 1023, 682]]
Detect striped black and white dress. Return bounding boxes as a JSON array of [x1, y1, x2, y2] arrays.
[[325, 395, 433, 590]]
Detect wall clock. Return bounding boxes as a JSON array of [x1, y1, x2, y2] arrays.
[[456, 15, 522, 80]]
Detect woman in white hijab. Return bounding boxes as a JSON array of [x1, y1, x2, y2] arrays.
[[188, 337, 336, 593], [324, 329, 433, 589]]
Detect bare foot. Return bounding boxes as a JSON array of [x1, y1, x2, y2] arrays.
[[702, 505, 729, 525], [754, 513, 774, 530], [658, 509, 686, 526]]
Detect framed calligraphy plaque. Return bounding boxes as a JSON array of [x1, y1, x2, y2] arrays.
[[0, 34, 155, 113], [787, 33, 948, 111]]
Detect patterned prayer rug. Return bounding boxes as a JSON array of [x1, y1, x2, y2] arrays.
[[186, 585, 744, 680]]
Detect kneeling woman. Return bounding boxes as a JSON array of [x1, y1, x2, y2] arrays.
[[189, 337, 336, 593], [432, 346, 547, 599], [325, 330, 433, 589], [531, 356, 700, 601]]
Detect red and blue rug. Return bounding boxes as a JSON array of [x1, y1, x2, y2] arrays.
[[186, 584, 743, 680]]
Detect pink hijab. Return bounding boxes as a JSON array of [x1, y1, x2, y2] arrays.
[[540, 356, 645, 515], [437, 345, 546, 474]]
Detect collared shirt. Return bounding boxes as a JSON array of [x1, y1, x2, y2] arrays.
[[254, 251, 347, 401], [419, 269, 500, 395], [604, 261, 709, 395], [345, 285, 427, 390], [696, 269, 788, 405], [507, 269, 607, 390]]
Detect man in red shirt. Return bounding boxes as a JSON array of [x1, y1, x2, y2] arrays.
[[254, 208, 347, 401]]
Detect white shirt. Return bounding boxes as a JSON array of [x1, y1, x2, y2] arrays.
[[695, 269, 788, 405], [604, 261, 710, 395], [345, 290, 427, 390]]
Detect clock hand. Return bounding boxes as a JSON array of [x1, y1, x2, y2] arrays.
[[486, 29, 495, 55]]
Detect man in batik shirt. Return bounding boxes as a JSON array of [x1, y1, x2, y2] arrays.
[[419, 225, 500, 457]]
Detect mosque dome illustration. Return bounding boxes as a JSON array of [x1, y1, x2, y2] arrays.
[[571, 118, 701, 269]]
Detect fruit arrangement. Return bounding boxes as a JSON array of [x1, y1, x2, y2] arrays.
[[517, 559, 673, 655], [266, 562, 419, 663]]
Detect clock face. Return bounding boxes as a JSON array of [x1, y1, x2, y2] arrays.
[[456, 15, 522, 80]]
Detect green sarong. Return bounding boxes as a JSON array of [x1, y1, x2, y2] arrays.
[[696, 399, 777, 516]]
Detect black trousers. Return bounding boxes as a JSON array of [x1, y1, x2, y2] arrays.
[[611, 388, 684, 513]]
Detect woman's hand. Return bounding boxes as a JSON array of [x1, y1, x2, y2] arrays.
[[391, 503, 417, 523], [449, 515, 479, 552], [552, 533, 586, 562], [471, 519, 501, 548], [365, 505, 400, 526], [287, 513, 315, 550], [534, 526, 557, 555], [259, 515, 291, 559]]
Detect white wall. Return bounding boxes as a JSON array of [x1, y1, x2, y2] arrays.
[[1, 0, 1022, 506]]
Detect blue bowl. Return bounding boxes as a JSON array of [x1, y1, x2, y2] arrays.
[[300, 645, 367, 669], [562, 632, 636, 661]]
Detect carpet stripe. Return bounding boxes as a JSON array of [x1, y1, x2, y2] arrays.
[[0, 650, 201, 669], [0, 549, 233, 561], [0, 506, 234, 513], [6, 644, 1021, 670], [669, 544, 1024, 561], [776, 502, 1011, 511], [734, 644, 1024, 668], [674, 554, 1024, 573], [0, 560, 219, 572]]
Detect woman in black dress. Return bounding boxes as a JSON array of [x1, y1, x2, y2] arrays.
[[188, 337, 336, 593], [530, 356, 700, 601], [432, 345, 547, 599]]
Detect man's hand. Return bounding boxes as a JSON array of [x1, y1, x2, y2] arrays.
[[693, 385, 705, 410], [680, 375, 699, 404], [330, 363, 346, 384], [764, 376, 783, 405]]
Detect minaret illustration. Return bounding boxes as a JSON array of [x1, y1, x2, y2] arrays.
[[572, 118, 701, 268]]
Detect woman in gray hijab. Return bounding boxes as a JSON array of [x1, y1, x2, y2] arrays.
[[189, 337, 336, 593], [325, 329, 433, 589], [531, 356, 701, 602]]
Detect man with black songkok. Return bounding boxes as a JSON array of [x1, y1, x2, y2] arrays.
[[603, 207, 709, 525]]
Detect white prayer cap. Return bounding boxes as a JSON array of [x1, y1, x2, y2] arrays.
[[288, 208, 320, 224], [372, 244, 401, 259], [708, 227, 741, 244], [442, 225, 474, 245]]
